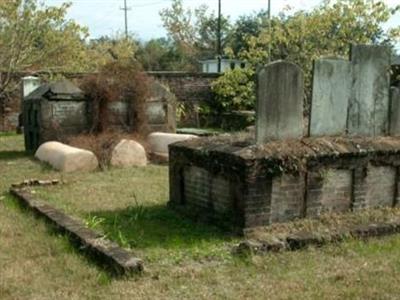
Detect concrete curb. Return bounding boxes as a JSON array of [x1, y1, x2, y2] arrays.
[[233, 222, 400, 255], [10, 187, 143, 275]]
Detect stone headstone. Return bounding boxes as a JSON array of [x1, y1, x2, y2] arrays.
[[390, 87, 400, 136], [256, 61, 304, 144], [309, 58, 352, 136], [110, 139, 147, 168], [348, 44, 391, 136]]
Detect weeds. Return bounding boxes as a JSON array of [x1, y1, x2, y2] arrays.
[[85, 215, 106, 229]]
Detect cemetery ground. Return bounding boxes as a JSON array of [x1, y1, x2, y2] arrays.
[[2, 134, 400, 299]]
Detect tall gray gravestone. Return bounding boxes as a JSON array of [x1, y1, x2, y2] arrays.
[[256, 61, 304, 144], [390, 86, 400, 136], [309, 58, 351, 136], [348, 44, 391, 136]]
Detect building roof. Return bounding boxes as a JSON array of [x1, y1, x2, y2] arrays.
[[25, 79, 84, 101]]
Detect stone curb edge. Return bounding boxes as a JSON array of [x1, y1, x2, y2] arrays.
[[233, 222, 400, 255], [9, 187, 144, 275]]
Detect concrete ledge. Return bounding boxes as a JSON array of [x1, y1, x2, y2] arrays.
[[233, 222, 400, 255], [9, 187, 143, 275]]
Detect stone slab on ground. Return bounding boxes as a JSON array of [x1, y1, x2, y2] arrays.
[[147, 132, 198, 159], [348, 44, 391, 136], [110, 139, 147, 168], [309, 58, 352, 136], [10, 187, 143, 275], [35, 141, 98, 172], [233, 222, 400, 255], [256, 61, 304, 143], [176, 128, 218, 136]]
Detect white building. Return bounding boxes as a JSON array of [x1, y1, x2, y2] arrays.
[[199, 59, 246, 73]]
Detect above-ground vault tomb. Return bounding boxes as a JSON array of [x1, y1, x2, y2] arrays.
[[22, 78, 177, 152], [169, 44, 400, 231]]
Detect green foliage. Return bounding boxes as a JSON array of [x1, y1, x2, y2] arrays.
[[211, 68, 255, 112], [0, 0, 88, 96], [85, 215, 106, 229], [85, 35, 139, 71], [215, 0, 400, 114], [136, 37, 190, 71], [226, 10, 269, 56], [242, 0, 400, 88]]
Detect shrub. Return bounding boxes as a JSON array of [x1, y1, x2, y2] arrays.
[[80, 60, 152, 135], [67, 131, 148, 169], [210, 68, 256, 113]]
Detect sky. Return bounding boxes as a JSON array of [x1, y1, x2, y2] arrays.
[[45, 0, 400, 44]]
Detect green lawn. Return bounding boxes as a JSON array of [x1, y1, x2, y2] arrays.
[[2, 134, 400, 299]]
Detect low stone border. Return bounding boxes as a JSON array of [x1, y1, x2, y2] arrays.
[[233, 222, 400, 255], [9, 187, 143, 275], [11, 178, 60, 188]]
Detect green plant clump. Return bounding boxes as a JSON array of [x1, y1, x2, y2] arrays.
[[210, 68, 255, 113]]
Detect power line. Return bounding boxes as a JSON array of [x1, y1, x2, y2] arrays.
[[217, 0, 221, 73], [120, 0, 131, 38], [268, 0, 271, 62]]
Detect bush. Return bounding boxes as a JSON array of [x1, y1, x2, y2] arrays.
[[210, 68, 256, 113], [67, 131, 148, 169], [80, 60, 152, 135]]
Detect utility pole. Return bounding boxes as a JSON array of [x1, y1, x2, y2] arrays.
[[121, 0, 131, 38], [217, 0, 222, 73], [268, 0, 271, 62]]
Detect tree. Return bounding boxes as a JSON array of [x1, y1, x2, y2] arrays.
[[135, 37, 189, 71], [213, 0, 400, 114], [243, 0, 400, 74], [85, 35, 139, 70], [0, 0, 89, 97], [160, 0, 231, 69], [226, 10, 269, 56]]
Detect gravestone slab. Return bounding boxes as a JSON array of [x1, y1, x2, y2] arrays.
[[348, 44, 391, 136], [390, 87, 400, 136], [256, 61, 304, 144], [309, 58, 351, 136]]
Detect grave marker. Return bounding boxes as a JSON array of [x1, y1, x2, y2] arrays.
[[390, 87, 400, 136], [348, 44, 391, 136], [309, 58, 351, 136], [256, 61, 304, 144]]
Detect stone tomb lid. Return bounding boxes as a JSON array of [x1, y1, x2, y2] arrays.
[[171, 134, 400, 162], [25, 79, 84, 101]]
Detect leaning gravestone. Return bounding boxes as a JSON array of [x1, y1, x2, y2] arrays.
[[256, 61, 304, 144], [348, 44, 391, 136], [390, 87, 400, 136], [309, 58, 352, 136]]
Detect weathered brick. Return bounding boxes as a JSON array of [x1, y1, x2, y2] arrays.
[[364, 166, 396, 208], [306, 169, 352, 217], [270, 174, 305, 223]]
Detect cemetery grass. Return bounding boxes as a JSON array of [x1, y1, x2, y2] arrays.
[[2, 135, 400, 299]]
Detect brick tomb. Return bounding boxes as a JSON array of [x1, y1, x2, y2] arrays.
[[169, 44, 400, 230]]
